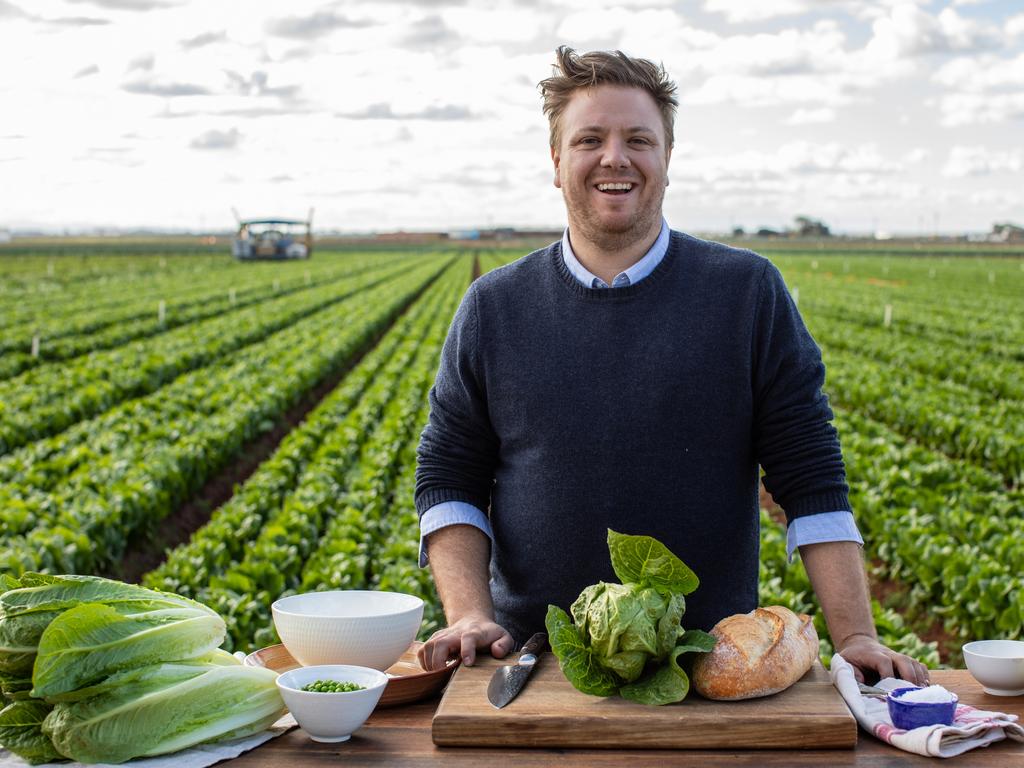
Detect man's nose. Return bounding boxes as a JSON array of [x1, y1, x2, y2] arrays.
[[601, 137, 631, 168]]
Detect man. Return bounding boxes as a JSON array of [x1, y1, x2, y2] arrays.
[[414, 46, 928, 687]]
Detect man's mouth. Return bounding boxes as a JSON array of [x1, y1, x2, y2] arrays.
[[595, 182, 634, 195]]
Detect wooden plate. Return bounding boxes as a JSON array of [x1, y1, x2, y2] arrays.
[[244, 641, 458, 707]]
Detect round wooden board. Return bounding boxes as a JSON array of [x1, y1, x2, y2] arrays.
[[244, 641, 458, 707]]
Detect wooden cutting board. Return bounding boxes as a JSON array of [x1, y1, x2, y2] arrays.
[[432, 653, 857, 749]]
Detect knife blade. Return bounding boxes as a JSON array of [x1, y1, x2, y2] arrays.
[[487, 632, 547, 709]]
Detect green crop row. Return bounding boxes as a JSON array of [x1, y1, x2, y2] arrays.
[[822, 346, 1024, 486], [0, 255, 417, 378], [836, 409, 1024, 645], [145, 260, 469, 650], [0, 258, 421, 456], [0, 257, 452, 577], [805, 312, 1024, 403]]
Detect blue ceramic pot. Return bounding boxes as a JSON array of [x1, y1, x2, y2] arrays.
[[887, 687, 958, 730]]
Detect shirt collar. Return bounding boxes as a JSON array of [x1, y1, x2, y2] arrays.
[[561, 220, 670, 289]]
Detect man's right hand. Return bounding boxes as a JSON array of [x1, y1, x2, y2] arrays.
[[417, 614, 515, 671]]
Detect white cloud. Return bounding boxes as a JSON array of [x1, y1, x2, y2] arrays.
[[902, 147, 929, 164], [933, 52, 1024, 125], [785, 107, 837, 125], [942, 145, 1024, 177], [865, 4, 1000, 60], [701, 0, 814, 23], [674, 141, 901, 183]]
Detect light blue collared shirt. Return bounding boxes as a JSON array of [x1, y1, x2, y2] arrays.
[[418, 223, 863, 566]]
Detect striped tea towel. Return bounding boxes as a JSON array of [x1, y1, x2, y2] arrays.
[[830, 653, 1024, 758]]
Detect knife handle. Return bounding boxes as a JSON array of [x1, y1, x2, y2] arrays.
[[519, 632, 547, 663]]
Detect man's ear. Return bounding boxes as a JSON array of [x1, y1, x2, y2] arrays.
[[551, 144, 562, 189]]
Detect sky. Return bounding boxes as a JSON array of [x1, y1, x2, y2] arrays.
[[1, 0, 1022, 236]]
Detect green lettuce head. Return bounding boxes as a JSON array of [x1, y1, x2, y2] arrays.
[[545, 530, 715, 706]]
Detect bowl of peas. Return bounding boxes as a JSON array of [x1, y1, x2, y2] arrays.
[[276, 664, 389, 742]]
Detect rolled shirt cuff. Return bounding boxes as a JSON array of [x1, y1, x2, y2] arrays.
[[418, 501, 493, 567], [786, 510, 864, 563]]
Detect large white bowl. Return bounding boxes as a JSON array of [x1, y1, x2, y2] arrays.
[[272, 590, 424, 670], [276, 664, 388, 743], [963, 640, 1024, 696]]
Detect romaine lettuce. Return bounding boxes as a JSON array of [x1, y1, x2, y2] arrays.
[[546, 530, 716, 705], [42, 661, 284, 764]]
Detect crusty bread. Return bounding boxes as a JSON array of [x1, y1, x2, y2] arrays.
[[691, 605, 819, 700]]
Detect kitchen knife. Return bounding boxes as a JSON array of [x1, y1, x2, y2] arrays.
[[487, 632, 547, 709]]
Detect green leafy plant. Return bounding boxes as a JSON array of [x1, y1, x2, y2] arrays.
[[545, 530, 715, 706], [0, 574, 285, 765]]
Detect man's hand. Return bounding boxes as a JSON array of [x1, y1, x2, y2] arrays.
[[417, 613, 515, 671], [837, 633, 929, 687]]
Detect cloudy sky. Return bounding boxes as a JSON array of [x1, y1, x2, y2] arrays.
[[1, 0, 1022, 235]]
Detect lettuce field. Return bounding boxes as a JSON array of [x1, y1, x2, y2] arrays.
[[0, 240, 1021, 667]]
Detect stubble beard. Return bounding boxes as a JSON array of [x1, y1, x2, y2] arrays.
[[563, 183, 666, 254]]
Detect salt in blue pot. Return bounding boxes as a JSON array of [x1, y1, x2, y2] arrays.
[[887, 686, 958, 730]]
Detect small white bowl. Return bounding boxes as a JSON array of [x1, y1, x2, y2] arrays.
[[276, 664, 388, 742], [272, 590, 423, 670], [963, 640, 1024, 696]]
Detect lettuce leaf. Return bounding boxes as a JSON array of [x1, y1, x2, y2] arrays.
[[0, 573, 219, 678], [607, 530, 699, 596], [42, 663, 284, 764], [31, 602, 225, 699], [0, 700, 62, 765]]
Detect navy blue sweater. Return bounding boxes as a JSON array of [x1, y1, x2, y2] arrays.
[[415, 231, 850, 644]]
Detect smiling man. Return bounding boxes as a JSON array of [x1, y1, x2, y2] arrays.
[[414, 47, 929, 688]]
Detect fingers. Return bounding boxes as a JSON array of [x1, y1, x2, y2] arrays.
[[870, 653, 896, 683], [490, 632, 515, 659], [893, 654, 930, 687], [417, 621, 514, 670], [419, 631, 461, 671]]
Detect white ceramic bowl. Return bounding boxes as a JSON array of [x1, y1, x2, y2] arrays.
[[272, 590, 424, 670], [276, 664, 388, 743], [963, 640, 1024, 696]]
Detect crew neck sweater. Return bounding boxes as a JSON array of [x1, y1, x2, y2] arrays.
[[415, 231, 850, 644]]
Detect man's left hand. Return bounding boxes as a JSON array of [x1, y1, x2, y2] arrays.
[[837, 634, 929, 686]]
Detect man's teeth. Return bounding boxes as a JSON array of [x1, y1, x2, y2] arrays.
[[597, 183, 633, 191]]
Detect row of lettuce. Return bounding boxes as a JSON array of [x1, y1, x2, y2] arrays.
[[0, 254, 421, 380]]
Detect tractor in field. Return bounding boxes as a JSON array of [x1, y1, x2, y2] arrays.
[[231, 209, 314, 260]]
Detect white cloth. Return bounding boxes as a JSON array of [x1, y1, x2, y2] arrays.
[[830, 653, 1024, 758], [0, 714, 297, 768]]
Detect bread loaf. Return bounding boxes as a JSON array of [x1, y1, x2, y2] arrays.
[[691, 605, 819, 700]]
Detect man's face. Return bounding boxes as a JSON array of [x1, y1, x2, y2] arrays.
[[552, 85, 671, 251]]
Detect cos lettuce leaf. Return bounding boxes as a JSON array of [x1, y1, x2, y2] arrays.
[[0, 573, 219, 678], [42, 663, 284, 764], [0, 700, 62, 765], [31, 602, 225, 699]]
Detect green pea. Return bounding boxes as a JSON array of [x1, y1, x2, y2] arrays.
[[301, 678, 366, 693]]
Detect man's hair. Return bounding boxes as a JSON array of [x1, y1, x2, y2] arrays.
[[539, 46, 678, 150]]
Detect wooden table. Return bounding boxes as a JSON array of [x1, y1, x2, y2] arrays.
[[231, 671, 1024, 767]]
